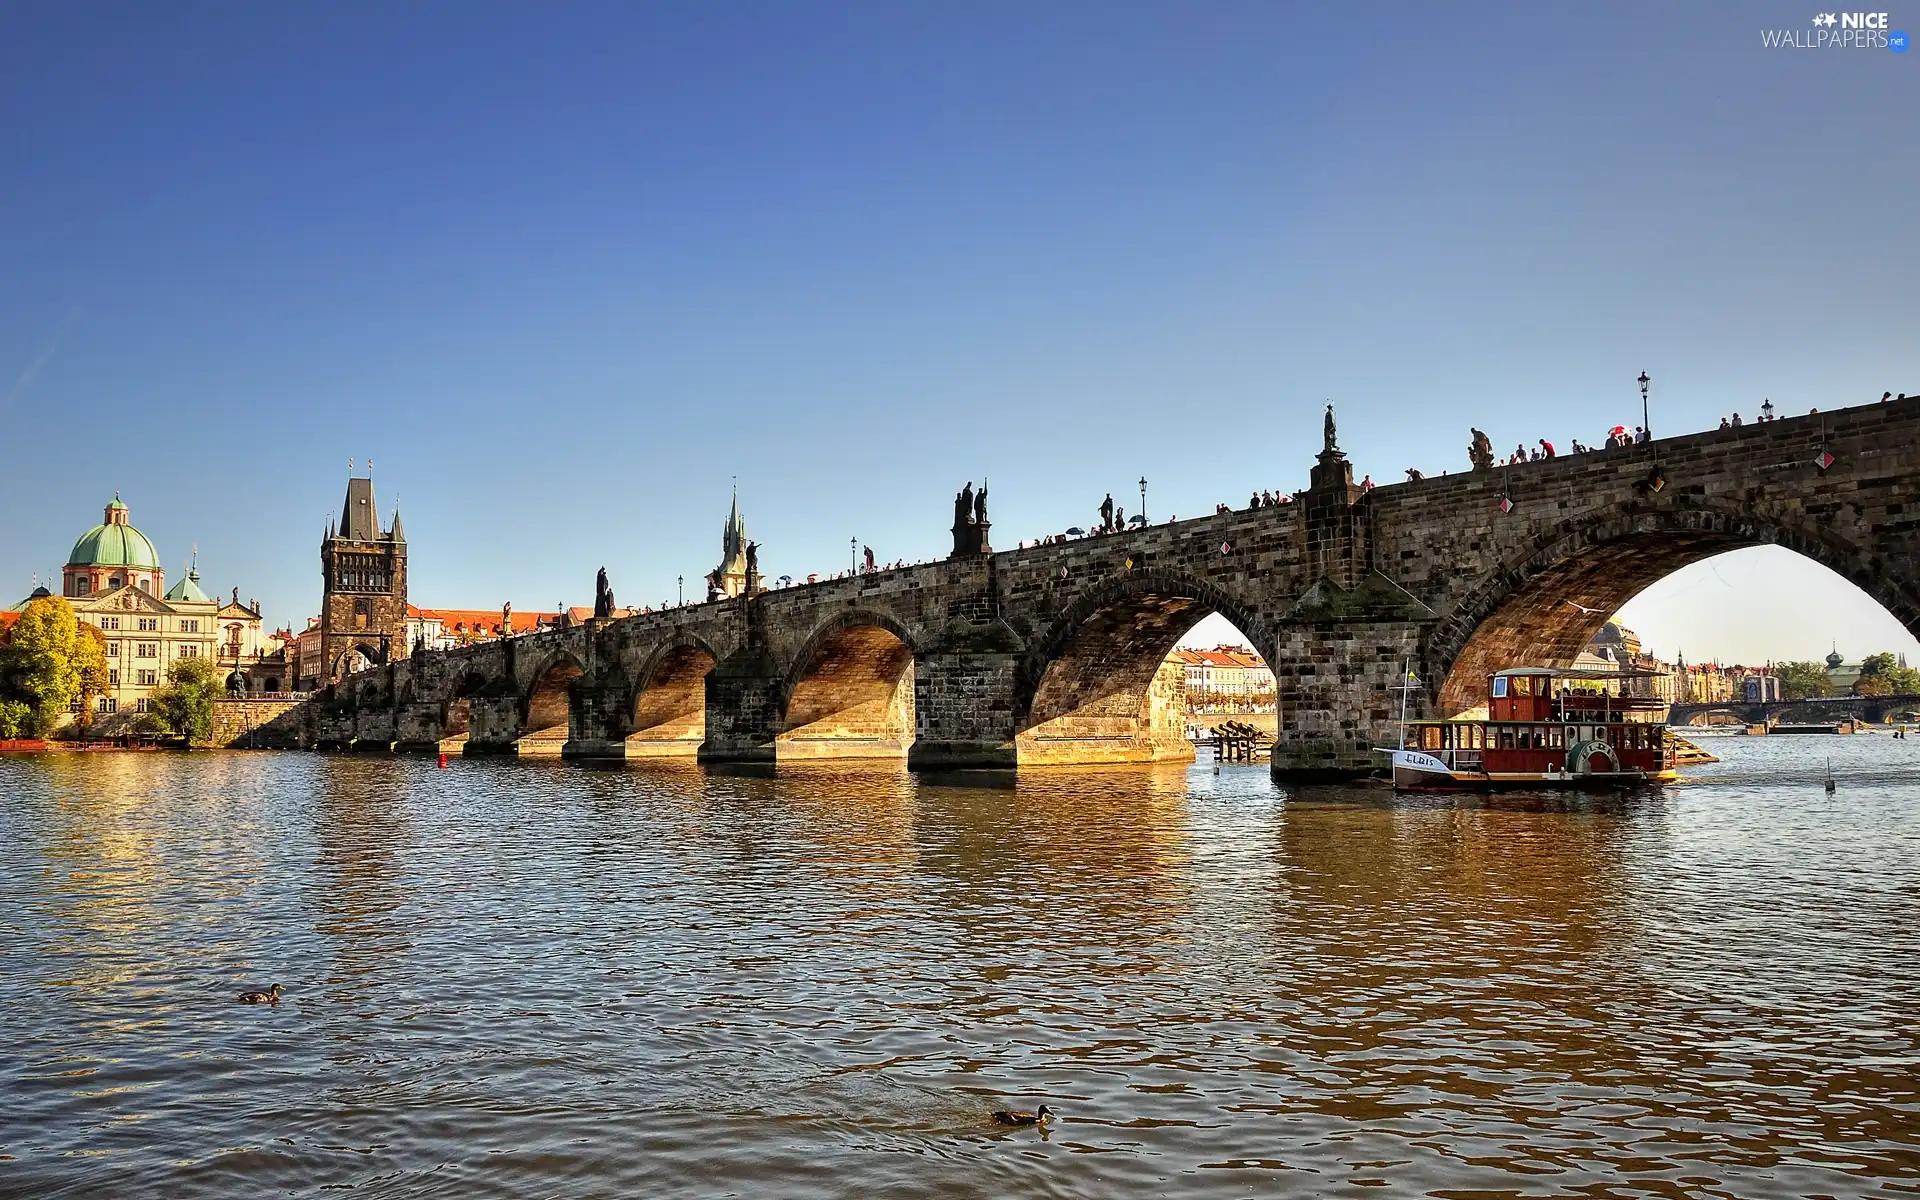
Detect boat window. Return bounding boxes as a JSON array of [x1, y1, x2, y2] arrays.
[[1550, 726, 1564, 749], [1500, 727, 1515, 750], [1422, 725, 1441, 751], [1471, 725, 1483, 750], [1514, 676, 1532, 697]]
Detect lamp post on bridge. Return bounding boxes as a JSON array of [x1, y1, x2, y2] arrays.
[[1139, 476, 1148, 523], [850, 537, 858, 577], [1638, 371, 1652, 440], [678, 574, 683, 607]]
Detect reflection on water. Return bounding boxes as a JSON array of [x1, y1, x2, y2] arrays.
[[2, 736, 1918, 1197]]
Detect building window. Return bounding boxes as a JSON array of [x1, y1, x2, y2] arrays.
[[105, 640, 121, 655], [110, 575, 125, 589], [109, 669, 121, 686], [75, 577, 91, 595], [136, 643, 157, 658], [100, 617, 121, 631], [96, 696, 116, 714], [138, 618, 158, 632], [137, 670, 157, 686], [179, 645, 200, 658], [181, 619, 199, 633], [69, 697, 84, 713], [135, 699, 150, 714]]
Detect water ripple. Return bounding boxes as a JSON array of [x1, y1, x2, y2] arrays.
[[1, 736, 1917, 1196]]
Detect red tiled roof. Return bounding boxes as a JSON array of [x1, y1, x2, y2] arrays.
[[0, 611, 18, 645], [408, 606, 559, 635], [1175, 645, 1270, 669]]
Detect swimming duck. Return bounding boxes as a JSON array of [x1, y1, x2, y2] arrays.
[[991, 1104, 1055, 1127], [237, 983, 283, 1005]]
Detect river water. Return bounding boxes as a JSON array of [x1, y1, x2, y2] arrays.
[[2, 735, 1917, 1198]]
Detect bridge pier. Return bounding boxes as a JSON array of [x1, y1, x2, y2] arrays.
[[394, 701, 446, 754], [907, 650, 1020, 770], [562, 679, 634, 760], [696, 652, 783, 764], [464, 694, 525, 756], [1268, 622, 1425, 780]]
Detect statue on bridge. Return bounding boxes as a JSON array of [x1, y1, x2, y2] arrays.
[[502, 600, 512, 636], [594, 567, 615, 621], [745, 541, 760, 594], [1323, 402, 1339, 455], [1469, 428, 1495, 472], [950, 480, 992, 558]]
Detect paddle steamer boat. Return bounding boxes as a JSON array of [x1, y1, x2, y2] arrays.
[[1382, 666, 1679, 790]]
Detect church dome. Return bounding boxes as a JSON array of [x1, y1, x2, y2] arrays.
[[67, 498, 161, 570], [163, 567, 210, 604], [1826, 648, 1844, 670]]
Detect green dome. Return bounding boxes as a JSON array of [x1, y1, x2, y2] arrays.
[[67, 500, 161, 570]]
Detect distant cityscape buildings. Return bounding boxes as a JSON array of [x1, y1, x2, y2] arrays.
[[1172, 645, 1277, 711]]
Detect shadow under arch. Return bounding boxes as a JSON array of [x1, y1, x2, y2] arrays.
[[1429, 498, 1920, 715], [520, 647, 586, 753], [778, 607, 920, 761], [627, 632, 722, 758], [439, 668, 503, 743], [1014, 567, 1274, 766]]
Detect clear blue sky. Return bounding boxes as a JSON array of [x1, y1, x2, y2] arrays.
[[3, 2, 1913, 663]]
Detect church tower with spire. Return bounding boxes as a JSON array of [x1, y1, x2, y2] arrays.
[[319, 469, 409, 681], [709, 486, 749, 599]]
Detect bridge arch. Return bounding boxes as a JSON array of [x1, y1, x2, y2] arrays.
[[1429, 498, 1920, 715], [777, 608, 921, 760], [626, 633, 723, 757], [332, 642, 385, 681], [520, 648, 586, 751], [1014, 568, 1272, 765], [438, 667, 501, 742]]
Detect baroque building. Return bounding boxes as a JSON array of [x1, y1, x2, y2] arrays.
[[315, 473, 408, 685], [9, 497, 268, 726]]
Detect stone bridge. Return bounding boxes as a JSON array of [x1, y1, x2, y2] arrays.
[[270, 396, 1920, 777], [1672, 694, 1920, 727]]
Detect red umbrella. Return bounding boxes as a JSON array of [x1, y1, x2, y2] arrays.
[[1609, 425, 1627, 437]]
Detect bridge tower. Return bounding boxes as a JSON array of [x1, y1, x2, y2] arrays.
[[319, 472, 408, 682]]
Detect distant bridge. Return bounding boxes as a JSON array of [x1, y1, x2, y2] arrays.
[[246, 397, 1920, 777], [1671, 694, 1920, 726]]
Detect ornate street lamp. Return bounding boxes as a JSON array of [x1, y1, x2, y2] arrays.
[[1139, 476, 1148, 522], [851, 537, 858, 576], [1760, 397, 1775, 421], [1638, 371, 1651, 440], [678, 574, 684, 606]]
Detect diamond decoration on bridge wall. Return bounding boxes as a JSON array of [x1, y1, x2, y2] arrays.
[[1496, 496, 1512, 514], [1814, 448, 1836, 470]]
